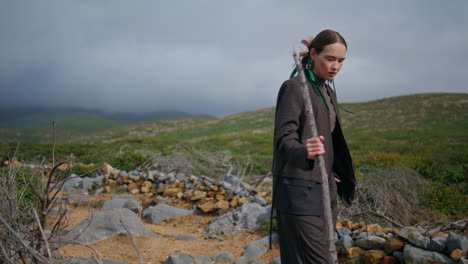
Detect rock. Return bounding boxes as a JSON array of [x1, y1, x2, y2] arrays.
[[63, 208, 158, 244], [450, 249, 464, 261], [193, 255, 212, 264], [143, 203, 194, 224], [216, 200, 230, 209], [100, 163, 114, 175], [253, 194, 267, 206], [212, 252, 234, 263], [148, 225, 165, 235], [238, 197, 252, 205], [112, 194, 134, 199], [117, 175, 131, 185], [62, 175, 83, 191], [220, 174, 245, 195], [446, 231, 468, 252], [164, 187, 184, 197], [101, 199, 142, 214], [431, 232, 448, 239], [362, 250, 386, 264], [81, 176, 105, 190], [61, 258, 131, 264], [271, 257, 281, 264], [403, 244, 456, 264], [429, 237, 447, 252], [408, 230, 430, 249], [164, 253, 194, 264], [246, 234, 279, 249], [207, 203, 271, 235], [127, 181, 138, 191], [337, 235, 355, 250], [337, 227, 352, 238], [385, 238, 405, 254], [234, 245, 267, 264], [398, 227, 420, 241], [199, 200, 218, 213], [356, 232, 369, 240], [355, 235, 386, 250], [343, 220, 360, 230], [191, 191, 207, 201], [344, 247, 366, 258]]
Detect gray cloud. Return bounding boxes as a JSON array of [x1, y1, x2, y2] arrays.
[[1, 0, 467, 116]]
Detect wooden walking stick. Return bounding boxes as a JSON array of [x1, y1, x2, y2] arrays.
[[293, 50, 338, 264]]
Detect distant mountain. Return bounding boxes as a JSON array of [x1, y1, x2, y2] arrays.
[[0, 107, 215, 128]]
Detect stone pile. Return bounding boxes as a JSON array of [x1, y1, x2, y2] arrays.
[[98, 164, 272, 214], [335, 220, 467, 264]]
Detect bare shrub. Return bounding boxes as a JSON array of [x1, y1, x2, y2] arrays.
[[140, 146, 253, 181], [338, 167, 445, 227]]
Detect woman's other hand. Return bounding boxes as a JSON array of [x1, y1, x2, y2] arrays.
[[306, 136, 325, 160]]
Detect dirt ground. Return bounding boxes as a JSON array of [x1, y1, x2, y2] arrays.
[[57, 193, 281, 264]]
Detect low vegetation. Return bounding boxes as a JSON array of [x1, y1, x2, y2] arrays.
[[1, 93, 467, 219]]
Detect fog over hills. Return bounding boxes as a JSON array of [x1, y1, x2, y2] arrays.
[[0, 107, 214, 128]]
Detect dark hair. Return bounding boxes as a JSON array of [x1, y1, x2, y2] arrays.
[[300, 29, 347, 66]]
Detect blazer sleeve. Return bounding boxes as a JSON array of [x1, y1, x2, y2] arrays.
[[274, 79, 314, 171]]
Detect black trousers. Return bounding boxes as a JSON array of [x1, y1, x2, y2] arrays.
[[276, 181, 338, 264]]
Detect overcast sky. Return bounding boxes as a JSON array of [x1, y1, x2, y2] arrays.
[[1, 1, 467, 117]]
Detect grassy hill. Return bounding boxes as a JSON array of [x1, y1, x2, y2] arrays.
[[1, 93, 466, 217], [2, 93, 467, 176], [0, 107, 214, 143]]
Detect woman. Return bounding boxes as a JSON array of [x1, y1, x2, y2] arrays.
[[271, 29, 356, 264]]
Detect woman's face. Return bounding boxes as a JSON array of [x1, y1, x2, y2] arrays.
[[310, 42, 347, 81]]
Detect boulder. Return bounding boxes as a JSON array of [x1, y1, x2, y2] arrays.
[[337, 227, 352, 238], [408, 230, 430, 249], [246, 234, 279, 249], [344, 247, 366, 258], [207, 203, 270, 235], [362, 250, 386, 264], [234, 245, 267, 264], [252, 194, 267, 206], [385, 238, 405, 254], [193, 255, 213, 264], [81, 176, 105, 190], [355, 235, 386, 250], [450, 249, 465, 261], [446, 231, 468, 252], [143, 203, 194, 224], [337, 235, 355, 250], [212, 252, 234, 263], [101, 199, 142, 214], [62, 208, 158, 244], [62, 175, 83, 191], [403, 244, 456, 264], [397, 227, 420, 241], [429, 237, 447, 252], [164, 253, 194, 264]]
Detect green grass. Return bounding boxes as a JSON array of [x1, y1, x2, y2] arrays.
[[2, 93, 466, 218]]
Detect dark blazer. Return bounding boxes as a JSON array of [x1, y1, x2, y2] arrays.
[[272, 75, 356, 215]]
